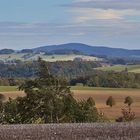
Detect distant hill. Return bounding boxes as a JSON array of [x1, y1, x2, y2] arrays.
[[0, 43, 139, 59], [20, 49, 33, 53], [33, 43, 140, 58], [0, 49, 15, 54]]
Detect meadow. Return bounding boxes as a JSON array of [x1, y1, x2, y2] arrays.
[[97, 64, 140, 73], [0, 53, 100, 62], [0, 86, 140, 120]]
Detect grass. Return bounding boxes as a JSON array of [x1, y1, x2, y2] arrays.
[[0, 86, 18, 92], [97, 64, 140, 73]]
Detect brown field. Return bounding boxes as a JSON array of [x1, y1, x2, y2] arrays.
[[1, 91, 25, 100], [73, 89, 140, 120], [1, 87, 140, 120]]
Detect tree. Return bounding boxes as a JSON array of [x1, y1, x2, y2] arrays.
[[74, 99, 98, 123], [2, 58, 99, 124], [3, 98, 21, 124], [87, 97, 95, 106], [106, 96, 116, 107], [116, 96, 135, 122], [124, 96, 133, 113], [0, 94, 6, 123], [124, 96, 133, 107], [17, 58, 72, 123], [121, 108, 135, 122]]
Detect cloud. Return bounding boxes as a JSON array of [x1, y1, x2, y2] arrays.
[[69, 0, 140, 10], [0, 22, 88, 49], [71, 8, 140, 23]]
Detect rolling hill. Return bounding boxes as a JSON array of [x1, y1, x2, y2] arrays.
[[0, 53, 100, 62], [33, 43, 140, 58], [0, 43, 140, 61]]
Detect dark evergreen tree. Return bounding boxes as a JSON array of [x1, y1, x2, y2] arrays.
[[106, 96, 116, 108]]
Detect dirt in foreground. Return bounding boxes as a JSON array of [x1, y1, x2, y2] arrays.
[[0, 123, 140, 140]]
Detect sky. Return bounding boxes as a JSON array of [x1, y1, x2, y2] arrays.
[[0, 0, 140, 50]]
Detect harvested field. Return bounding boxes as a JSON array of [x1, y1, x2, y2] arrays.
[[0, 86, 140, 120], [1, 91, 25, 100], [73, 89, 140, 120], [0, 123, 140, 140]]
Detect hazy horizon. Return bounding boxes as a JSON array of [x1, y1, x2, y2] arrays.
[[0, 0, 140, 50]]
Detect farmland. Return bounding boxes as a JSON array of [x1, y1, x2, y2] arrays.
[[0, 86, 140, 120], [97, 64, 140, 73], [72, 86, 140, 120], [0, 53, 100, 62]]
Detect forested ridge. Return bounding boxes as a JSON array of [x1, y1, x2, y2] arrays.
[[0, 61, 101, 78], [0, 61, 140, 88], [70, 71, 140, 88], [0, 59, 101, 124]]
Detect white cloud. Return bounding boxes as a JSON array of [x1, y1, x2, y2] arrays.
[[71, 0, 140, 10], [70, 8, 140, 23]]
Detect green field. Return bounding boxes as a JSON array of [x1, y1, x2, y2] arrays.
[[0, 85, 139, 92], [0, 86, 18, 92], [97, 64, 140, 73]]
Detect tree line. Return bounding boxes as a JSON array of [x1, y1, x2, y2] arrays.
[[0, 60, 100, 78], [70, 71, 140, 88], [0, 60, 140, 88]]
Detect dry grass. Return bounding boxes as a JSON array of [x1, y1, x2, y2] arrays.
[[73, 89, 140, 120], [1, 91, 25, 100], [1, 87, 140, 120]]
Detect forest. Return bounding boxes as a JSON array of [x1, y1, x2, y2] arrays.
[[0, 60, 140, 88]]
